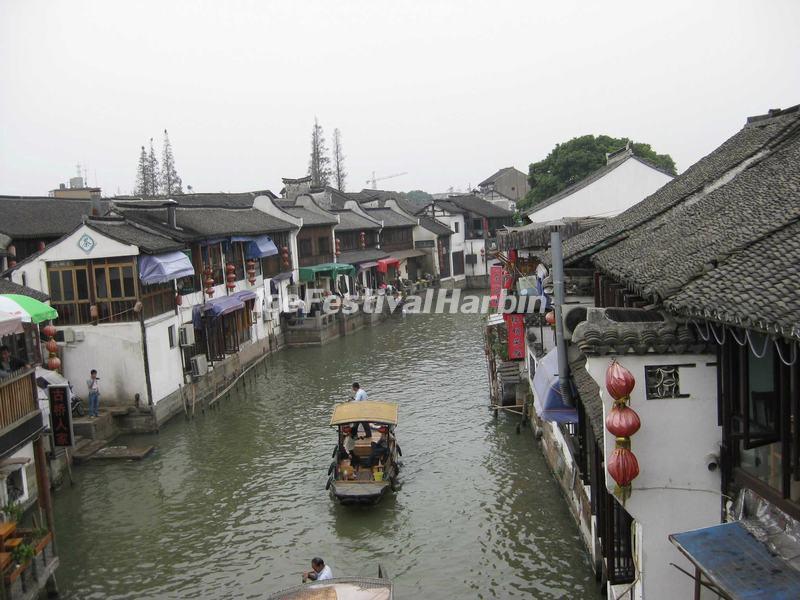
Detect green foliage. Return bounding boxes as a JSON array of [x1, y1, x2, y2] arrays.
[[405, 190, 433, 205], [2, 501, 23, 524], [519, 135, 677, 211], [11, 542, 35, 565]]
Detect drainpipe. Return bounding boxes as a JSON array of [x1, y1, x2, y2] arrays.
[[550, 229, 571, 403]]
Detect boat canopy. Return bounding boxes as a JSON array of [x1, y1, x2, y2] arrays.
[[330, 401, 399, 426], [532, 347, 577, 424], [299, 263, 356, 283]]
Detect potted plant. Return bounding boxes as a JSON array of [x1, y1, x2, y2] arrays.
[[1, 501, 23, 524]]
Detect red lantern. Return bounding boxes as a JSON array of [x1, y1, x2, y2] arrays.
[[47, 356, 61, 371], [246, 259, 257, 285], [606, 360, 635, 400], [45, 339, 58, 354], [607, 439, 640, 487], [606, 404, 641, 438], [335, 238, 341, 256], [359, 232, 366, 250], [42, 324, 57, 338], [545, 311, 556, 326], [37, 241, 46, 252], [175, 293, 183, 306], [90, 304, 99, 319]]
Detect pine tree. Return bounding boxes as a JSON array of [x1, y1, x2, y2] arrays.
[[147, 138, 160, 197], [308, 117, 331, 188], [332, 128, 346, 191], [135, 146, 149, 196], [160, 129, 183, 196]]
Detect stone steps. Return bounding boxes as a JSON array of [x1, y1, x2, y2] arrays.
[[71, 439, 107, 464]]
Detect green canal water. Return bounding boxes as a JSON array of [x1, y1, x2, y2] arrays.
[[52, 307, 600, 599]]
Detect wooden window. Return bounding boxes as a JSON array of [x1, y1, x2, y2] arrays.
[[298, 238, 313, 258], [47, 261, 92, 325], [205, 243, 224, 285], [141, 282, 175, 320], [317, 236, 330, 256], [93, 257, 138, 323]]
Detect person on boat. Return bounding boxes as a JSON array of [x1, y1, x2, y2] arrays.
[[349, 382, 371, 439], [303, 557, 333, 582]]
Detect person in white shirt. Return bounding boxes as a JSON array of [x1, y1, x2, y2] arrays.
[[304, 557, 333, 582], [349, 382, 371, 439]]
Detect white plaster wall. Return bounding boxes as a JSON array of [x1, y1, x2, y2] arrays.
[[144, 312, 185, 404], [586, 353, 721, 600], [528, 159, 673, 223]]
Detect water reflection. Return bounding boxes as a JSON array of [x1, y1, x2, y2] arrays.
[[53, 309, 599, 599]]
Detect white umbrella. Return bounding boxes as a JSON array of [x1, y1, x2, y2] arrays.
[[0, 311, 24, 336]]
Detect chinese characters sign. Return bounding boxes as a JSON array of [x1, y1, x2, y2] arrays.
[[505, 313, 525, 360], [48, 385, 74, 447]]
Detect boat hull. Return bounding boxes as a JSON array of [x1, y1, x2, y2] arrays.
[[331, 481, 391, 505]]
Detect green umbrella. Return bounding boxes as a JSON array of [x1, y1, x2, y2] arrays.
[[0, 294, 58, 324]]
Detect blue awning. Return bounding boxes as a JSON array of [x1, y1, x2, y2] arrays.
[[191, 295, 245, 328], [532, 347, 577, 423], [231, 235, 278, 259], [229, 289, 257, 303], [670, 522, 800, 599], [138, 251, 195, 285]]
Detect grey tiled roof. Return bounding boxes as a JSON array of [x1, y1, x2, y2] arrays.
[[498, 217, 605, 252], [118, 207, 296, 241], [418, 216, 452, 236], [363, 207, 417, 228], [281, 206, 337, 226], [86, 217, 186, 254], [440, 194, 514, 218], [479, 166, 523, 188], [593, 119, 800, 314], [338, 248, 389, 264], [0, 278, 50, 302], [0, 196, 110, 238], [563, 106, 800, 264], [665, 219, 800, 339], [568, 347, 604, 452], [333, 210, 380, 232]]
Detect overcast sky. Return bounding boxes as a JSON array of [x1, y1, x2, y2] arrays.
[[1, 0, 798, 197]]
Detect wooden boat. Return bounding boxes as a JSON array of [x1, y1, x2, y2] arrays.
[[326, 401, 400, 505], [268, 577, 393, 599]]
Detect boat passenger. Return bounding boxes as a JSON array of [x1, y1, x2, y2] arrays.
[[303, 557, 333, 582], [349, 382, 371, 439]]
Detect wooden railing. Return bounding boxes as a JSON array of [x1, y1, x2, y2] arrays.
[[0, 369, 38, 432]]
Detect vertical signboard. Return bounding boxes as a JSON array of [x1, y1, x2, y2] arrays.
[[506, 313, 525, 360], [48, 385, 74, 447], [489, 265, 503, 307]]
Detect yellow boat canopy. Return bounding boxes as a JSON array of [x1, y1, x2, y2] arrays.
[[330, 401, 399, 426]]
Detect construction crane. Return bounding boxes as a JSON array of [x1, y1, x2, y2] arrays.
[[366, 171, 408, 190]]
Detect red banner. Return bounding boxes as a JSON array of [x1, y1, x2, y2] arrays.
[[489, 265, 503, 307], [506, 314, 525, 360], [48, 385, 74, 447]]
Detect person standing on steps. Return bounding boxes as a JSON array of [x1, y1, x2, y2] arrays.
[[87, 369, 100, 418]]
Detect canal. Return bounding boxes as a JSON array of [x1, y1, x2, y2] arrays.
[[52, 306, 599, 599]]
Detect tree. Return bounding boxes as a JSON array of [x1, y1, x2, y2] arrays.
[[147, 138, 160, 197], [405, 190, 433, 208], [160, 129, 183, 196], [307, 117, 331, 188], [332, 128, 346, 191], [134, 146, 149, 196], [519, 135, 677, 210]]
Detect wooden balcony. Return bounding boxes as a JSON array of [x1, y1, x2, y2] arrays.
[[0, 370, 43, 457]]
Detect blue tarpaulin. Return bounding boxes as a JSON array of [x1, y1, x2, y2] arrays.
[[138, 251, 195, 285], [229, 289, 257, 303], [532, 347, 577, 423], [191, 295, 246, 329], [231, 235, 278, 259], [669, 522, 800, 599]]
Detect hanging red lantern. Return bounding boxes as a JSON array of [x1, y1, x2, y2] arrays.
[[607, 439, 640, 488], [37, 241, 46, 252], [45, 339, 58, 354], [359, 232, 366, 250], [246, 259, 257, 285], [42, 324, 57, 338], [545, 311, 556, 326], [47, 356, 61, 371], [90, 304, 99, 319], [281, 246, 290, 268], [606, 404, 641, 438], [335, 238, 341, 256], [175, 293, 183, 306], [606, 359, 635, 400]]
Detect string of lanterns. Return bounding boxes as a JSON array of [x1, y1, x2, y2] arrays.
[[605, 359, 640, 503], [42, 324, 60, 372]]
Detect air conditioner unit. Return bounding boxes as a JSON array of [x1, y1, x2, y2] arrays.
[[179, 324, 195, 347], [190, 354, 208, 378], [251, 310, 260, 323]]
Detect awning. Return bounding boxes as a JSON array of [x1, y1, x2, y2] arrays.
[[532, 347, 577, 423], [191, 294, 245, 328], [229, 289, 258, 303], [669, 522, 800, 599], [330, 401, 399, 426], [138, 251, 195, 285], [376, 258, 400, 273], [298, 263, 356, 283], [0, 295, 58, 324], [390, 249, 427, 260], [358, 261, 379, 271], [271, 271, 294, 282], [0, 313, 23, 336], [231, 235, 278, 259]]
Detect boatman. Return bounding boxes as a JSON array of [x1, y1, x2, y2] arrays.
[[349, 382, 371, 439], [303, 557, 333, 582]]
